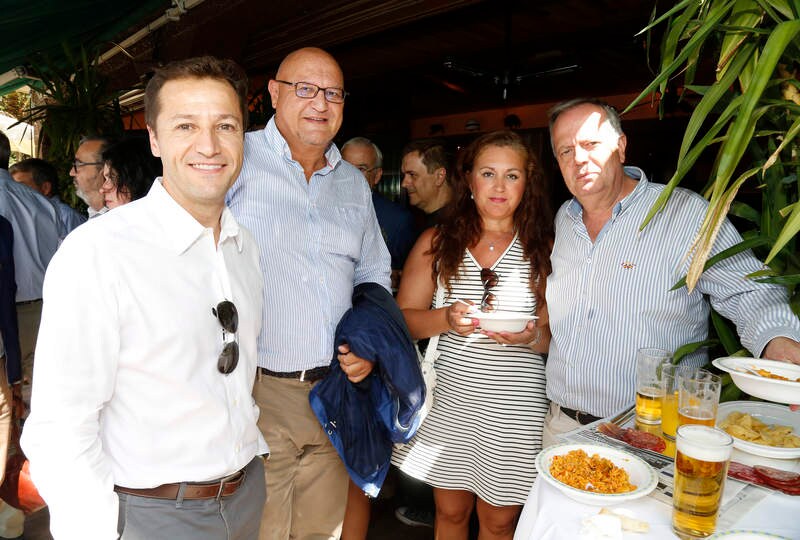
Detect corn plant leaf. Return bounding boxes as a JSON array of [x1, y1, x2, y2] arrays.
[[753, 273, 800, 285], [729, 201, 761, 223], [766, 195, 800, 262], [753, 0, 786, 22], [680, 41, 757, 161], [714, 20, 800, 197], [711, 310, 745, 355], [718, 1, 762, 81], [670, 235, 771, 290], [720, 379, 743, 402], [660, 2, 703, 94], [764, 114, 800, 169], [635, 0, 696, 35], [686, 166, 763, 291], [625, 0, 737, 113], [760, 0, 796, 18], [673, 339, 720, 363]]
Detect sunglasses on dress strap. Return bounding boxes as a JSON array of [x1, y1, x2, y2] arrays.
[[480, 268, 498, 313], [212, 300, 239, 374]]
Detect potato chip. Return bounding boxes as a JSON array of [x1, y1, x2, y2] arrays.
[[721, 411, 799, 448]]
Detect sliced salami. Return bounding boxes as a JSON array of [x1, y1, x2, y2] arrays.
[[623, 430, 666, 452], [727, 461, 761, 484], [753, 465, 800, 488]]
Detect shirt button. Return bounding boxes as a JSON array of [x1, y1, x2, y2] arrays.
[[586, 257, 592, 263]]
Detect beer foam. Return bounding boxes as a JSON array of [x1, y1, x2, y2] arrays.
[[676, 425, 733, 462]]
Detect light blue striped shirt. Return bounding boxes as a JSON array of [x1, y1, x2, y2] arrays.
[[227, 118, 391, 371], [546, 167, 800, 417]]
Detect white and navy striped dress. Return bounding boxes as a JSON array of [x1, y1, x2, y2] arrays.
[[392, 236, 548, 506]]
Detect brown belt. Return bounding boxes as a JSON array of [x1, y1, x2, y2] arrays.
[[259, 366, 329, 382], [114, 469, 245, 500]]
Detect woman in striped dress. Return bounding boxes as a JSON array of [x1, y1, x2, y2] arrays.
[[392, 131, 553, 539]]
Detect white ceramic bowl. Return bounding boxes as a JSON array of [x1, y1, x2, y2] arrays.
[[716, 401, 800, 459], [475, 311, 536, 333], [535, 443, 658, 506], [712, 357, 800, 405]]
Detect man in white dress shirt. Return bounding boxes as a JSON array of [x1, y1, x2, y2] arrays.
[[22, 56, 268, 540]]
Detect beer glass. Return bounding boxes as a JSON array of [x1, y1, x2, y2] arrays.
[[662, 365, 702, 440], [672, 425, 733, 538], [678, 370, 721, 428], [635, 348, 672, 424]]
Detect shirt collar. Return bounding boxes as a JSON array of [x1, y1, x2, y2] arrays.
[[264, 116, 341, 175], [148, 178, 243, 255], [566, 166, 649, 221]]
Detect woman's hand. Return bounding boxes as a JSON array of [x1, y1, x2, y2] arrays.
[[447, 299, 479, 335], [482, 320, 541, 346]]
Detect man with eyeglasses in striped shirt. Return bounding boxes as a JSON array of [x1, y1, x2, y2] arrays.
[[227, 47, 391, 540], [543, 98, 800, 446]]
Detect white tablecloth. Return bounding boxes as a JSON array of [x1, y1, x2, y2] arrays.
[[513, 476, 800, 540]]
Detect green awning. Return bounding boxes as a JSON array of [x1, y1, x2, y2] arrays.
[[0, 0, 167, 94]]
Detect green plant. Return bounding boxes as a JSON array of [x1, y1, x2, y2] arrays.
[[625, 0, 800, 302], [18, 44, 126, 206]]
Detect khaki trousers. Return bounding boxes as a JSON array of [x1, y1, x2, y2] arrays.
[[254, 375, 348, 540], [542, 403, 582, 448], [16, 300, 42, 402]]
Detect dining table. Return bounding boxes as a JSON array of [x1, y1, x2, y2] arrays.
[[513, 409, 800, 540]]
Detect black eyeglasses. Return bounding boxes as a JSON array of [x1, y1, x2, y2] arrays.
[[212, 300, 239, 374], [71, 158, 103, 171], [480, 268, 498, 312], [274, 80, 348, 103]]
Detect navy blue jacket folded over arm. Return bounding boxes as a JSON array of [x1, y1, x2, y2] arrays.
[[309, 282, 425, 497]]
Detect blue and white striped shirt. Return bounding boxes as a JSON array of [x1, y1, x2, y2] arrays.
[[546, 167, 800, 417], [227, 118, 391, 371]]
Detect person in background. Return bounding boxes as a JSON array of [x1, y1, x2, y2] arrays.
[[544, 98, 800, 445], [22, 56, 268, 540], [10, 157, 86, 236], [99, 136, 162, 209], [392, 131, 552, 540], [227, 47, 391, 540], [401, 139, 453, 228], [70, 135, 111, 218], [342, 137, 417, 290], [0, 215, 24, 539], [0, 131, 60, 426]]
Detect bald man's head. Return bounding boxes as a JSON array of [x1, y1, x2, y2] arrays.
[[268, 47, 345, 153]]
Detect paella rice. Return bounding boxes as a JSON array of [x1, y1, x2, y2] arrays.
[[550, 449, 636, 494]]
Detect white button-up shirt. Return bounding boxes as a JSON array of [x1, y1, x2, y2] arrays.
[[22, 179, 268, 540]]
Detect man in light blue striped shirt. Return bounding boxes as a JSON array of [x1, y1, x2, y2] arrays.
[[543, 98, 800, 445], [227, 47, 391, 540]]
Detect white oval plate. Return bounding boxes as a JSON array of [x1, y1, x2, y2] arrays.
[[712, 357, 800, 405], [716, 401, 800, 459], [475, 310, 536, 333], [535, 443, 658, 506], [708, 530, 791, 539]]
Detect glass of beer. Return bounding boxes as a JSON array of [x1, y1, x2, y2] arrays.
[[678, 370, 721, 428], [662, 365, 703, 440], [635, 348, 672, 424], [672, 425, 733, 538]]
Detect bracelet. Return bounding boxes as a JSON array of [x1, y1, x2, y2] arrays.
[[528, 326, 542, 348]]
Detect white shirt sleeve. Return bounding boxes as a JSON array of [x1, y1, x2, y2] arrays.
[[21, 230, 121, 540]]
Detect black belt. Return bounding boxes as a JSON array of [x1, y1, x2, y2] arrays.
[[259, 366, 329, 383], [15, 299, 41, 306], [559, 406, 602, 425]]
